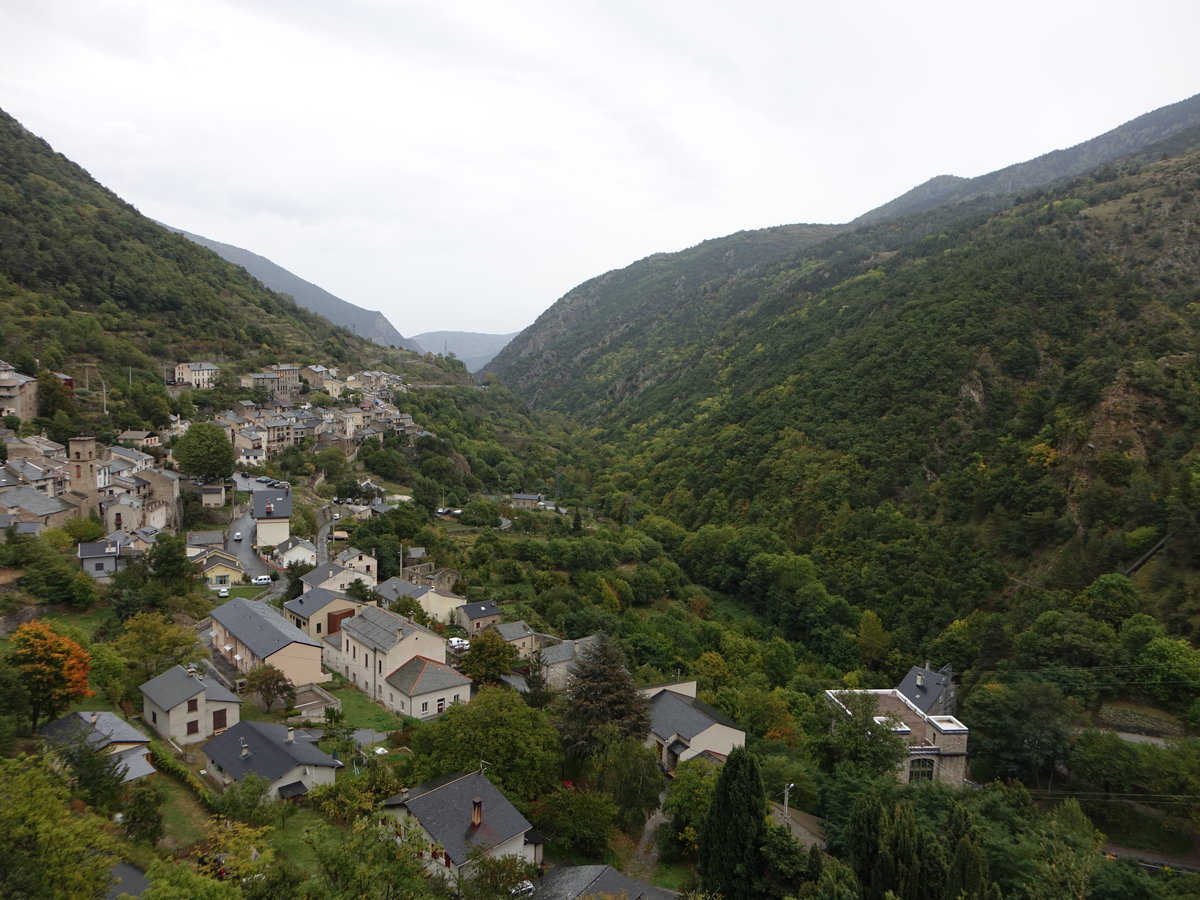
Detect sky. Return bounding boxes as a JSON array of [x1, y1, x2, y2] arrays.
[[2, 1, 1197, 338]]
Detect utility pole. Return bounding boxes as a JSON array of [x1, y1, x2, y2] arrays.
[[783, 782, 795, 833]]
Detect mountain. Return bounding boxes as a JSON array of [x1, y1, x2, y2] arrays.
[[409, 330, 519, 372], [852, 92, 1200, 225], [164, 226, 420, 352], [485, 98, 1200, 625], [481, 222, 845, 405]]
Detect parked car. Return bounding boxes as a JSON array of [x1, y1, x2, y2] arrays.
[[252, 574, 273, 585], [256, 476, 271, 483], [331, 513, 341, 520], [448, 637, 471, 653], [233, 532, 242, 541], [217, 587, 230, 597]]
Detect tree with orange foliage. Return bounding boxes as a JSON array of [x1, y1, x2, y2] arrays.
[[7, 621, 92, 731]]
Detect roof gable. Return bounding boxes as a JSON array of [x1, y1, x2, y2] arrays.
[[383, 771, 530, 866], [211, 596, 321, 658]]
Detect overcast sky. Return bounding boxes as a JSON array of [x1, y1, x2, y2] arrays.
[[3, 1, 1197, 337]]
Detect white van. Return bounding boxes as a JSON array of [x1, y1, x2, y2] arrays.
[[233, 531, 242, 541], [448, 637, 471, 653], [252, 574, 273, 585]]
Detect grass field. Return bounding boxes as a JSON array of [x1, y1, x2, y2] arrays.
[[328, 685, 407, 732], [158, 777, 211, 851]]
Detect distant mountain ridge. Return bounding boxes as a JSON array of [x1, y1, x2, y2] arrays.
[[163, 226, 420, 352], [409, 331, 519, 372], [853, 92, 1200, 224]]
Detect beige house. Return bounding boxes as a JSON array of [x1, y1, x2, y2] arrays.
[[382, 771, 542, 878], [0, 361, 38, 421], [174, 362, 219, 389], [210, 596, 325, 685], [825, 688, 969, 785], [488, 621, 539, 660], [334, 547, 378, 581], [140, 664, 242, 744], [284, 588, 371, 639], [383, 655, 472, 719], [641, 681, 746, 772], [332, 605, 445, 703], [300, 561, 377, 594], [252, 489, 291, 547]]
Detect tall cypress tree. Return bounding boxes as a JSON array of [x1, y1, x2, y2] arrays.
[[698, 746, 767, 897]]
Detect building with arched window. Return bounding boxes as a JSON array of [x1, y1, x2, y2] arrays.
[[825, 687, 969, 785]]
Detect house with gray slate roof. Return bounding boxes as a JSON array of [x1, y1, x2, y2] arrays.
[[640, 681, 746, 773], [204, 720, 341, 799], [332, 605, 445, 703], [41, 711, 156, 783], [487, 620, 539, 659], [210, 596, 325, 685], [284, 587, 367, 639], [140, 664, 242, 745], [539, 634, 599, 690], [383, 655, 472, 719], [455, 599, 501, 633], [382, 770, 542, 878], [251, 489, 292, 547]]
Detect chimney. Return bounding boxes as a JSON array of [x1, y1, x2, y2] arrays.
[[239, 738, 249, 759], [287, 727, 295, 744], [916, 671, 925, 688], [471, 798, 482, 828], [89, 712, 99, 726]]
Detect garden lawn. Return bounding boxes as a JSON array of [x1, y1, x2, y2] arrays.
[[158, 776, 210, 851], [329, 685, 406, 732]]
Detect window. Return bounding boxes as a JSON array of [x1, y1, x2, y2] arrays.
[[316, 623, 322, 633], [151, 711, 157, 724], [421, 702, 429, 713], [187, 720, 199, 735], [909, 758, 935, 782], [378, 659, 382, 673], [213, 709, 227, 731], [94, 563, 104, 571], [187, 698, 199, 713]]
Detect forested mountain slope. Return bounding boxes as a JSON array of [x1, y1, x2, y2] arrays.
[[482, 222, 845, 404], [519, 135, 1200, 645], [409, 330, 519, 372], [165, 225, 420, 352]]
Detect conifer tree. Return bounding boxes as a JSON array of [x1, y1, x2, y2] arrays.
[[698, 745, 767, 897], [559, 632, 649, 758]]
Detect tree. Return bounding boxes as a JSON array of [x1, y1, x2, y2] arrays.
[[124, 778, 166, 845], [560, 632, 650, 758], [699, 745, 767, 897], [147, 533, 198, 593], [88, 643, 136, 714], [458, 851, 538, 900], [7, 621, 91, 731], [305, 816, 430, 900], [529, 788, 618, 856], [590, 724, 665, 831], [60, 734, 125, 814], [114, 612, 206, 680], [409, 686, 562, 803], [460, 629, 518, 685], [962, 677, 1075, 784], [522, 648, 554, 709], [0, 754, 118, 899], [819, 691, 908, 777], [174, 422, 235, 482], [209, 774, 273, 826], [245, 664, 295, 713], [663, 757, 720, 854]]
